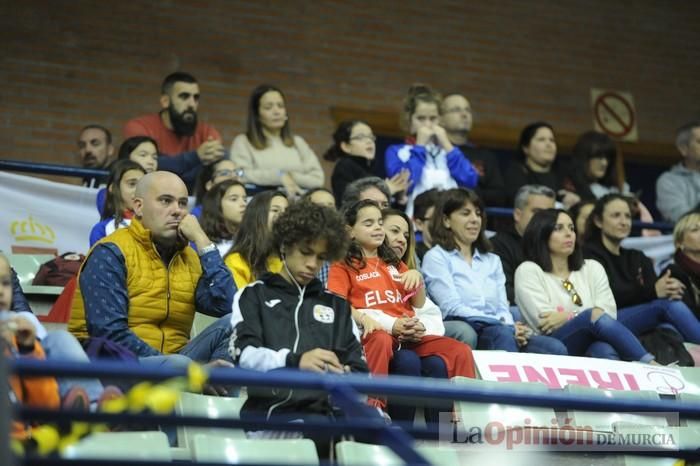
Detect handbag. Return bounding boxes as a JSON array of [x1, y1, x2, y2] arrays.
[[638, 327, 694, 366], [32, 253, 85, 287]]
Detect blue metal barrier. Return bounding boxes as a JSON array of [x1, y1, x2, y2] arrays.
[[1, 158, 675, 232], [8, 358, 700, 465], [0, 159, 108, 179], [484, 207, 674, 232], [12, 359, 700, 416]]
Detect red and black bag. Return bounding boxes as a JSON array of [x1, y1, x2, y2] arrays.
[[32, 253, 85, 287]]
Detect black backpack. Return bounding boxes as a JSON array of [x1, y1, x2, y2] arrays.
[[638, 327, 694, 366]]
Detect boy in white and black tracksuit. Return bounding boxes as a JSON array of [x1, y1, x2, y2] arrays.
[[228, 201, 369, 455], [230, 271, 367, 417]]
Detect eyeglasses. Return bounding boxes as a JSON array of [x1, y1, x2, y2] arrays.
[[443, 107, 472, 115], [349, 134, 376, 142], [561, 279, 582, 306], [213, 169, 235, 179]]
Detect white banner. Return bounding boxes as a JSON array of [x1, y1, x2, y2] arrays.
[[0, 172, 100, 255], [473, 351, 698, 396]]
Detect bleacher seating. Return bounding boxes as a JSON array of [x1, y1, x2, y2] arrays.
[[8, 253, 61, 294], [190, 312, 219, 339], [191, 436, 320, 464], [452, 378, 555, 429], [336, 440, 460, 466], [62, 431, 171, 461], [564, 385, 666, 432], [175, 391, 246, 460]]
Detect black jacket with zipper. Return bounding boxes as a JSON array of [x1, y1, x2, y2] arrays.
[[231, 272, 368, 418]]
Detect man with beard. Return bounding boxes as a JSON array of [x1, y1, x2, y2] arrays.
[[77, 124, 114, 186], [124, 72, 225, 191]]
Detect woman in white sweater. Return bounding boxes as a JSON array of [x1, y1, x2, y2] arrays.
[[514, 208, 656, 362], [230, 84, 324, 199]]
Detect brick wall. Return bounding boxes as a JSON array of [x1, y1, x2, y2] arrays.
[[1, 0, 699, 181]]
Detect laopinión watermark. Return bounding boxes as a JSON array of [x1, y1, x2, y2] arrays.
[[438, 413, 680, 452]]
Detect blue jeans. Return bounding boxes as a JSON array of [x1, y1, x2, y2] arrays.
[[443, 320, 478, 348], [469, 320, 519, 351], [139, 314, 237, 443], [617, 299, 700, 343], [550, 309, 653, 362], [139, 314, 234, 370], [41, 330, 104, 402], [388, 349, 449, 424], [585, 341, 620, 360], [522, 334, 568, 355], [467, 319, 568, 355]]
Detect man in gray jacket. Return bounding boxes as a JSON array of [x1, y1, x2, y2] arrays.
[[656, 121, 700, 222]]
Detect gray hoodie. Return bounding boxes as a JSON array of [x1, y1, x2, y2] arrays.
[[656, 163, 700, 222]]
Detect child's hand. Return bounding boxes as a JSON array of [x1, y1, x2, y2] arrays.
[[415, 126, 436, 146], [358, 314, 383, 338], [11, 316, 37, 348], [0, 320, 14, 345], [391, 317, 411, 337], [432, 125, 454, 151], [400, 270, 423, 291], [399, 318, 426, 343]]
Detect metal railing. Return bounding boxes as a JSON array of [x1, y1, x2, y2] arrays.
[[7, 358, 700, 465], [0, 159, 675, 232]]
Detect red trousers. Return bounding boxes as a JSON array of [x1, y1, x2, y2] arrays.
[[362, 331, 476, 379]]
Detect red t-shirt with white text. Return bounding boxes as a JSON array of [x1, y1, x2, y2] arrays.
[[327, 257, 414, 318]]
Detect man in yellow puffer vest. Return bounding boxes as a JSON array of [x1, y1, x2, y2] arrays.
[[69, 171, 236, 371]]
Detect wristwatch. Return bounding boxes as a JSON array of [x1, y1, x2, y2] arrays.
[[199, 243, 217, 256], [235, 168, 245, 179]]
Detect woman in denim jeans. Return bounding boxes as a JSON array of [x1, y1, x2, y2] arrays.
[[582, 194, 700, 350], [514, 208, 657, 362]]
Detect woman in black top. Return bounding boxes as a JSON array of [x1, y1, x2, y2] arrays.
[[582, 194, 700, 349], [324, 120, 409, 206], [504, 121, 581, 208]]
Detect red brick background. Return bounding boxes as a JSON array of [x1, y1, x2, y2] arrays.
[[1, 0, 699, 180]]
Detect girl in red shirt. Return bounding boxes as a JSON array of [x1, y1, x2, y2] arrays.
[[327, 199, 475, 412]]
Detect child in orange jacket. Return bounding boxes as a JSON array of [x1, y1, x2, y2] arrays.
[[1, 254, 60, 440]]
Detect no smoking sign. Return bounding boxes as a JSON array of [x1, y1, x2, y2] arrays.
[[590, 88, 638, 142]]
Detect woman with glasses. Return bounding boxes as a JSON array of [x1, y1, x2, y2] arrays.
[[582, 195, 700, 350], [231, 84, 324, 200], [324, 120, 410, 206], [514, 208, 658, 362], [385, 84, 478, 216]]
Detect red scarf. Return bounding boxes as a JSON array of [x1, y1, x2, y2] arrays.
[[675, 249, 700, 278]]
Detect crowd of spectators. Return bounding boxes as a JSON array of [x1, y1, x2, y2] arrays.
[[5, 70, 700, 455]]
